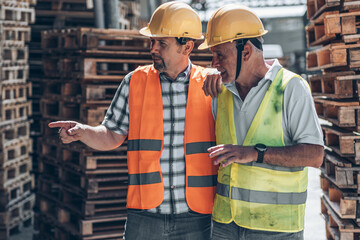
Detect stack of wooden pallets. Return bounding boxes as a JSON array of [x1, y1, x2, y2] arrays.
[[0, 0, 35, 239], [306, 0, 360, 239], [34, 27, 212, 240]]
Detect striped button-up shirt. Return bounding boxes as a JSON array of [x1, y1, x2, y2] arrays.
[[102, 62, 193, 214]]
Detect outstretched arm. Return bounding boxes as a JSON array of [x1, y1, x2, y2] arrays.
[[48, 121, 126, 151], [208, 143, 324, 168]]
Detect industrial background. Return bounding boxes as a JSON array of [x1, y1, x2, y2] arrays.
[[0, 0, 358, 239]]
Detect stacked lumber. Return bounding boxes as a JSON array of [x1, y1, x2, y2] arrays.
[[306, 0, 360, 239], [0, 0, 35, 239], [29, 0, 145, 190], [34, 27, 212, 240]]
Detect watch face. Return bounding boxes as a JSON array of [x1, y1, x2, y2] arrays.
[[255, 143, 267, 151]]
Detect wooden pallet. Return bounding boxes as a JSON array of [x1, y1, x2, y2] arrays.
[[39, 186, 126, 219], [43, 81, 119, 105], [35, 8, 93, 19], [36, 209, 125, 240], [61, 186, 126, 219], [0, 120, 30, 150], [38, 156, 60, 182], [322, 125, 360, 157], [309, 11, 360, 45], [40, 98, 109, 126], [1, 82, 31, 104], [0, 206, 33, 240], [0, 156, 32, 189], [321, 195, 360, 239], [0, 138, 32, 168], [306, 11, 339, 47], [0, 173, 33, 208], [307, 0, 341, 20], [314, 98, 360, 128], [60, 145, 127, 174], [41, 28, 150, 51], [0, 64, 29, 84], [0, 2, 35, 24], [0, 46, 28, 66], [0, 193, 35, 226], [42, 56, 152, 81], [36, 0, 93, 12], [0, 101, 31, 127], [60, 166, 128, 200], [322, 151, 360, 190], [321, 176, 359, 221], [343, 0, 360, 10], [0, 24, 31, 47], [306, 43, 360, 71], [309, 71, 357, 98], [34, 212, 79, 240]]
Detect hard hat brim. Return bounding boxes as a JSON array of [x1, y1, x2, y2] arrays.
[[198, 30, 268, 50]]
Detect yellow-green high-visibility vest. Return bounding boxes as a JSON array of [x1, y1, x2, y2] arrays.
[[213, 68, 309, 232]]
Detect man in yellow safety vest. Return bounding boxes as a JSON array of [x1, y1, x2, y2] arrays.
[[200, 4, 324, 240]]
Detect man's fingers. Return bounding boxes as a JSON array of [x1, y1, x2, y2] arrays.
[[213, 152, 233, 165], [210, 76, 219, 98], [67, 125, 81, 135], [217, 77, 222, 93], [48, 121, 73, 129], [208, 144, 225, 153]]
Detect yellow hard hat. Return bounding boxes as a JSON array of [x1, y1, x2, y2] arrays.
[[139, 1, 203, 40], [198, 4, 268, 49]]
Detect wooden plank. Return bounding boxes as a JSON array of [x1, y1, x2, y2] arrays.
[[0, 2, 35, 24], [309, 71, 356, 98], [322, 125, 360, 156], [0, 174, 33, 209], [314, 98, 360, 127], [0, 138, 32, 168], [1, 82, 32, 104], [308, 0, 341, 20], [0, 46, 28, 66], [0, 101, 32, 127], [0, 156, 32, 189], [321, 196, 360, 240]]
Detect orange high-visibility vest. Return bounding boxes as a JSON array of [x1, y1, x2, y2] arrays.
[[127, 65, 218, 214]]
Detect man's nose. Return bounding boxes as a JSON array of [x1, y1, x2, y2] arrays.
[[150, 41, 160, 54], [211, 57, 220, 68]]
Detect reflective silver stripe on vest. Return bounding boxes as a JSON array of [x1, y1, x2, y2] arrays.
[[128, 171, 162, 185], [244, 162, 304, 172], [188, 175, 217, 187], [186, 141, 216, 155], [216, 183, 307, 205], [128, 139, 162, 151], [216, 182, 230, 197]]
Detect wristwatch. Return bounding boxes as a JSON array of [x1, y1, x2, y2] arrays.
[[254, 143, 267, 163]]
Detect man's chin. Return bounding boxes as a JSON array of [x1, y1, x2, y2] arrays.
[[153, 64, 165, 71]]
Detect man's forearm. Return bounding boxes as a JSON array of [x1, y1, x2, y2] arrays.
[[80, 125, 127, 151], [263, 144, 324, 168]]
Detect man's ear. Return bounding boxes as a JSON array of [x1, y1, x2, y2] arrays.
[[242, 44, 252, 61], [183, 40, 194, 55]]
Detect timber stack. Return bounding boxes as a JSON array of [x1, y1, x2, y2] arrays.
[[34, 27, 212, 239], [0, 0, 35, 239], [306, 0, 360, 239]]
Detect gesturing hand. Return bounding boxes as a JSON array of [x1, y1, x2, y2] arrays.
[[208, 144, 257, 167], [48, 121, 86, 144]]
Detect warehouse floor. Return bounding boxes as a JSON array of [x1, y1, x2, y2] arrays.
[[9, 168, 325, 240]]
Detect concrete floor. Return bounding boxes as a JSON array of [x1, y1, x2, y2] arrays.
[[304, 167, 326, 240], [9, 167, 326, 240]]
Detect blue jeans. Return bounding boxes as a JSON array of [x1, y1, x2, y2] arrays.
[[212, 221, 304, 240], [124, 209, 212, 240]]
